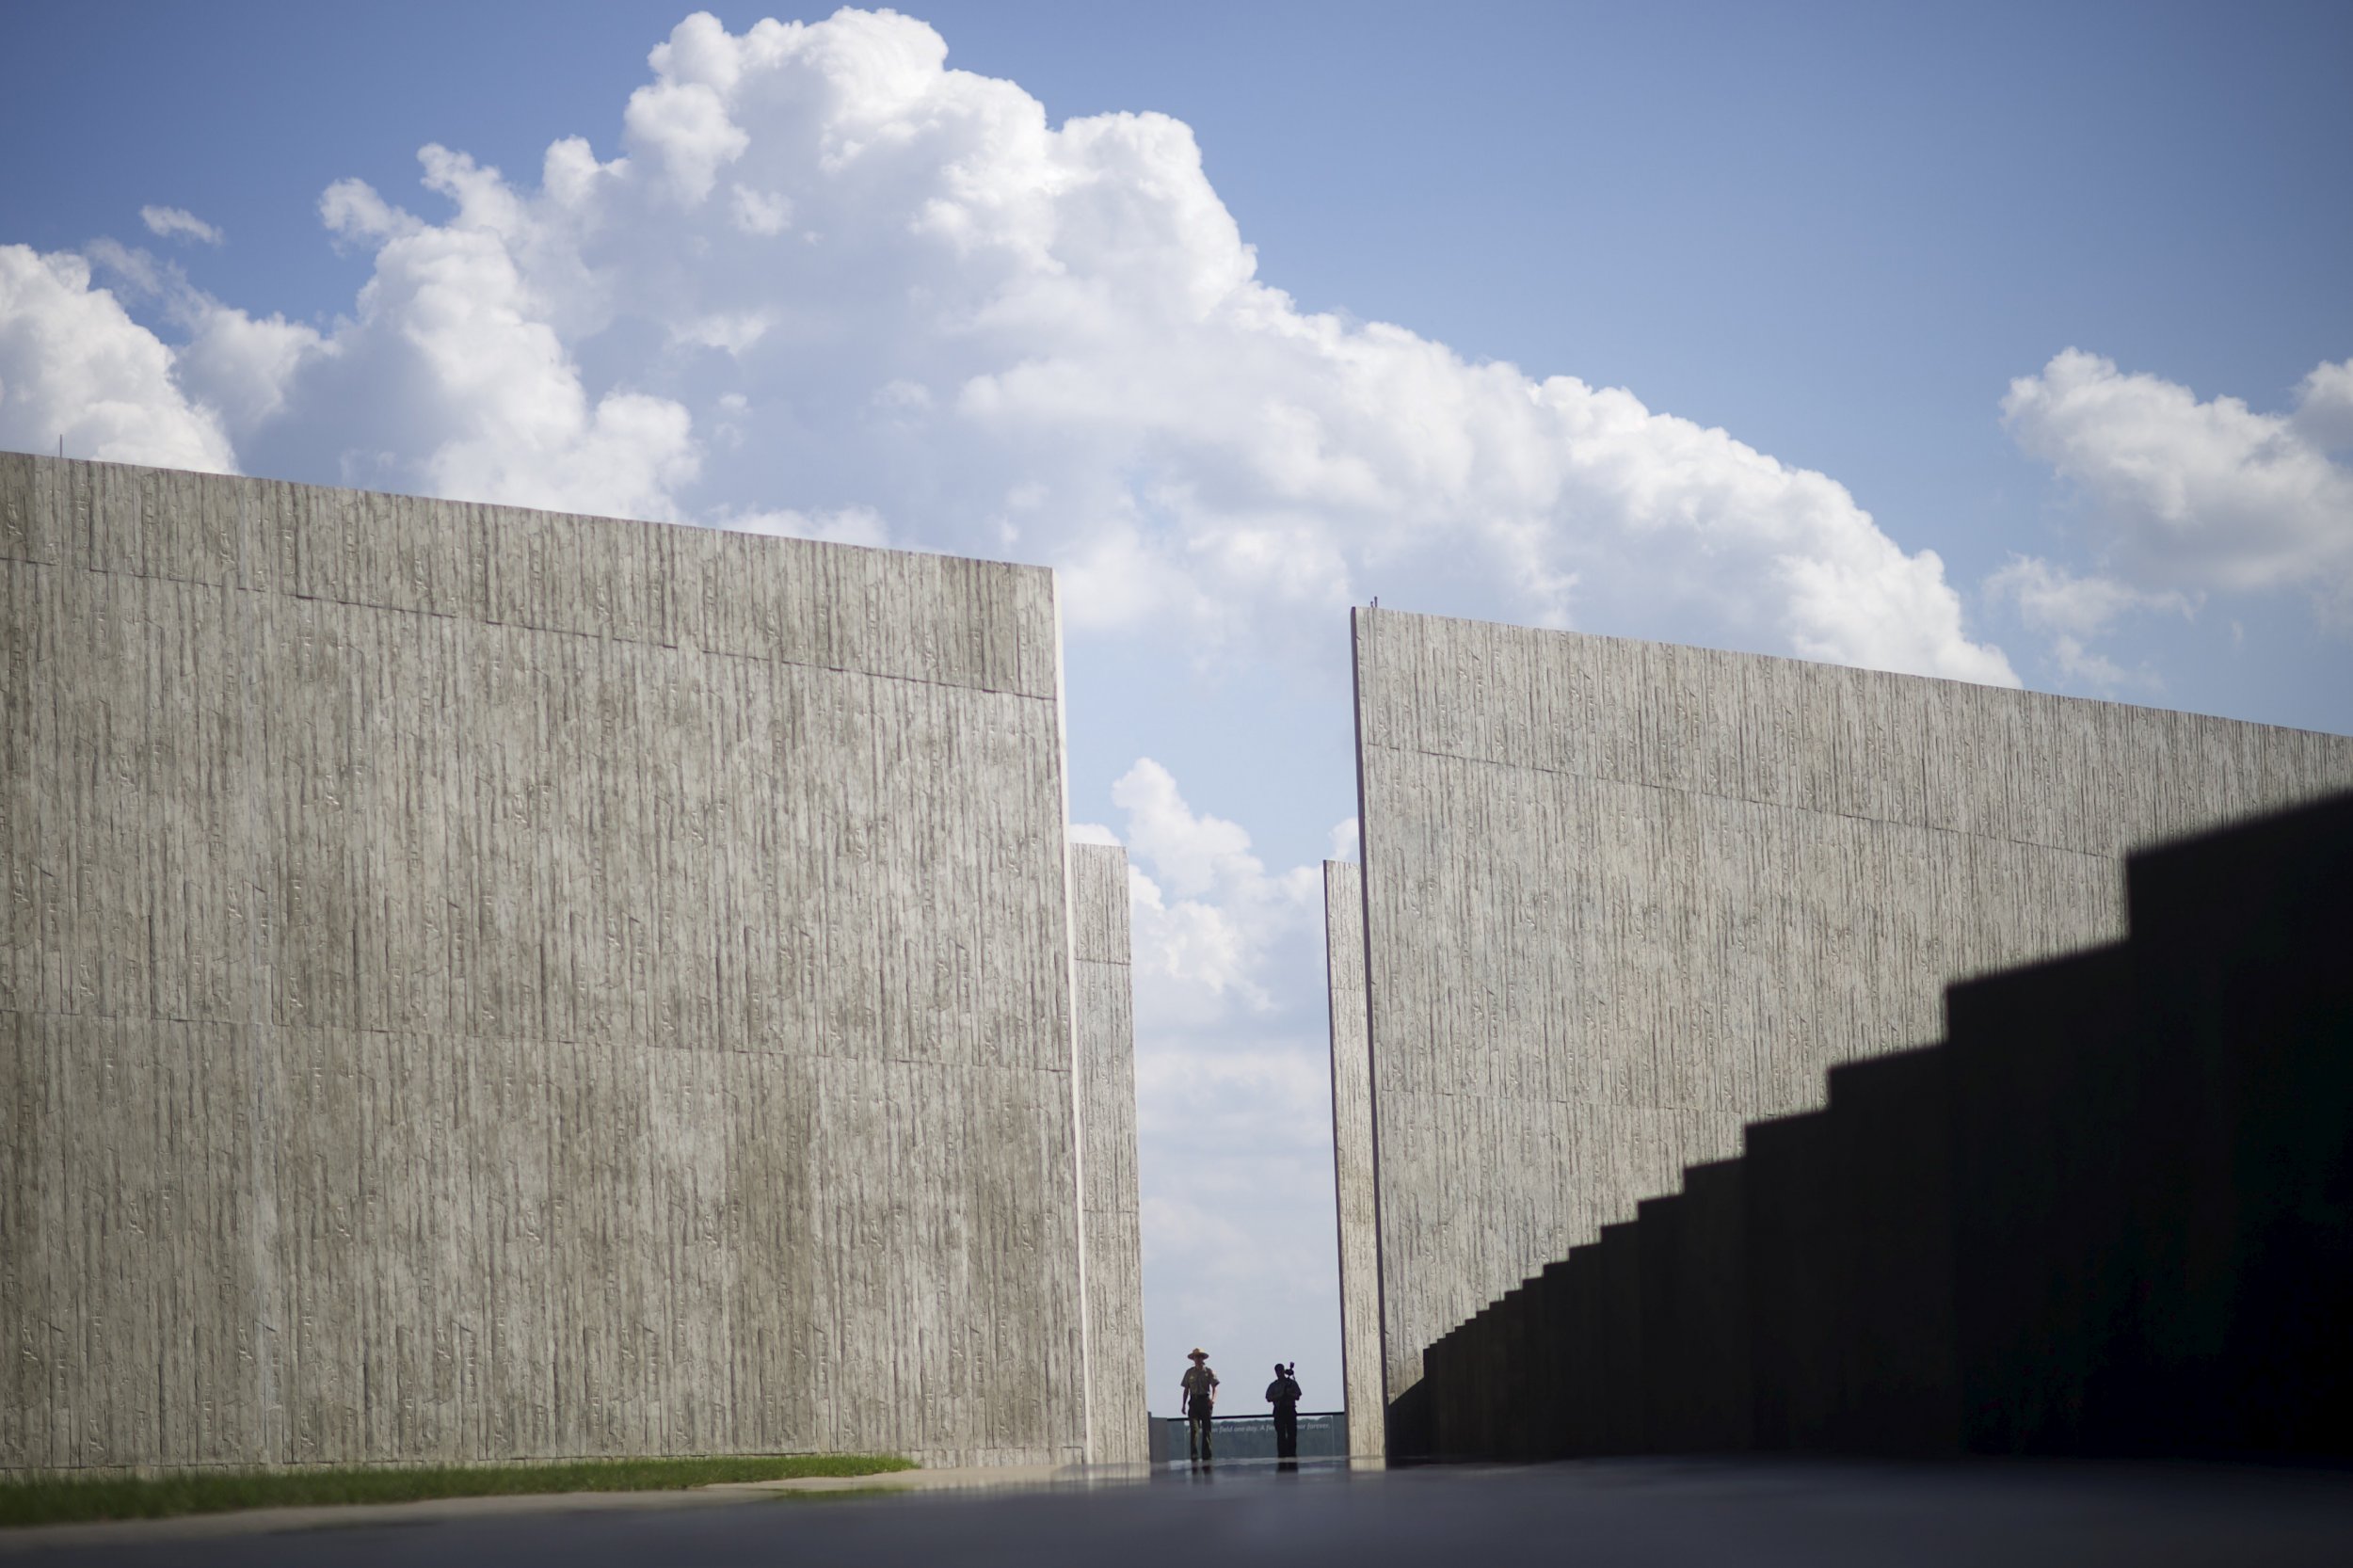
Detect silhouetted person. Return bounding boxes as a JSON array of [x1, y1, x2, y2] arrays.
[[1180, 1348, 1219, 1462], [1267, 1362, 1304, 1459]]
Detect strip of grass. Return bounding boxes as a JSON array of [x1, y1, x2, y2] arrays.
[[0, 1452, 917, 1528]]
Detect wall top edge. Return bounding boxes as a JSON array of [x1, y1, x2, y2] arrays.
[[6, 451, 1054, 586], [4, 452, 1064, 699], [1349, 603, 2351, 744]]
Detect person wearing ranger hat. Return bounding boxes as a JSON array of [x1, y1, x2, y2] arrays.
[[1179, 1349, 1220, 1463]]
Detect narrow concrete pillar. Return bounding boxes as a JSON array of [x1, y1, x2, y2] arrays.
[[1322, 860, 1385, 1459], [1072, 842, 1149, 1464]]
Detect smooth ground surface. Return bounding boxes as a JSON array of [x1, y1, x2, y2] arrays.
[[8, 1458, 2353, 1565]]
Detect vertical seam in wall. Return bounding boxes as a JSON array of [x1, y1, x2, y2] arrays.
[[1351, 606, 1393, 1447]]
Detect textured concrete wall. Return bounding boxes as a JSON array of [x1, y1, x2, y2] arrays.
[[1071, 842, 1147, 1464], [1322, 859, 1384, 1457], [0, 454, 1131, 1473], [1349, 606, 2353, 1408], [1412, 792, 2353, 1463]]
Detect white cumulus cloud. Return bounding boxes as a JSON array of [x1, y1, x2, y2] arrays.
[[2294, 359, 2353, 453], [1094, 758, 1346, 1412], [0, 7, 2018, 688], [2004, 349, 2353, 622], [139, 205, 223, 246], [0, 245, 235, 472], [1327, 817, 1359, 863], [175, 305, 330, 440], [1112, 758, 1321, 1017], [1982, 553, 2194, 693], [290, 146, 701, 517]]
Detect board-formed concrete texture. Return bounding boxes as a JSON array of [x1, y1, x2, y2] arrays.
[[1322, 859, 1382, 1458], [0, 453, 1142, 1474], [1071, 842, 1148, 1464], [1346, 606, 2353, 1417], [1408, 792, 2353, 1463]]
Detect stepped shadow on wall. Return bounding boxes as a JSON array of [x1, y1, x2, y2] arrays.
[[1407, 790, 2353, 1464]]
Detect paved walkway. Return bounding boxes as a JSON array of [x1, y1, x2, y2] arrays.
[[0, 1464, 1139, 1555], [8, 1457, 2353, 1564]]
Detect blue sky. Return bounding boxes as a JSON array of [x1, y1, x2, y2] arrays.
[[4, 1, 2348, 1419]]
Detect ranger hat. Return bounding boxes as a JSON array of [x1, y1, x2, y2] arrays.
[[1188, 1348, 1209, 1360]]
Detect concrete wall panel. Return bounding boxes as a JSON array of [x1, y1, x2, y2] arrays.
[[1072, 842, 1148, 1464], [1322, 859, 1383, 1457], [1411, 792, 2353, 1462], [1350, 607, 2353, 1412], [0, 454, 1135, 1474]]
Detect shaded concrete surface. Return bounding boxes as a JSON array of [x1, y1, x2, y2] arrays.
[[9, 1459, 2353, 1565], [1417, 792, 2353, 1465], [1347, 608, 2353, 1420]]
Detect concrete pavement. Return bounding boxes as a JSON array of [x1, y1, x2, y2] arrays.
[[8, 1457, 2353, 1565]]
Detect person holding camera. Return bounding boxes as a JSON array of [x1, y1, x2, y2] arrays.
[[1266, 1362, 1304, 1459]]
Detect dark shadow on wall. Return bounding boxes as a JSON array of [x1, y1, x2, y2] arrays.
[[1397, 790, 2353, 1465], [1384, 1381, 1432, 1461]]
